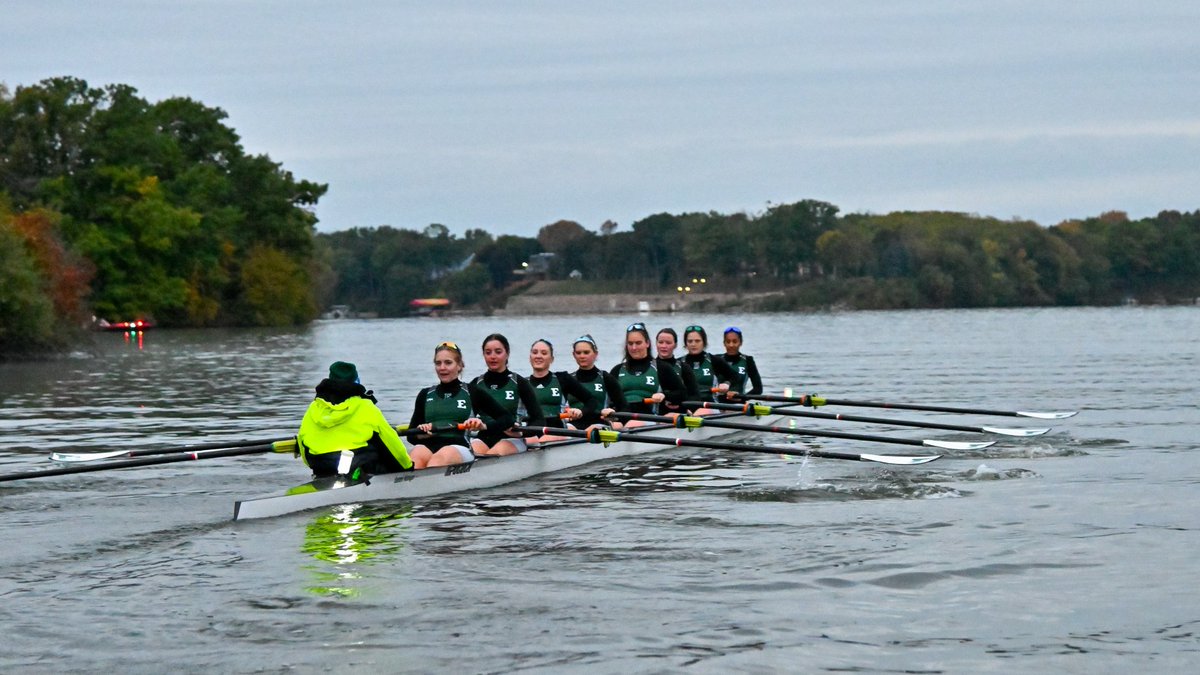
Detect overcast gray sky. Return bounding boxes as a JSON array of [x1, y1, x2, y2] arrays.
[[4, 1, 1198, 236]]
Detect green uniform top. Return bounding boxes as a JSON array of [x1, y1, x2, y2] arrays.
[[532, 372, 567, 419], [721, 352, 763, 395], [610, 356, 686, 414]]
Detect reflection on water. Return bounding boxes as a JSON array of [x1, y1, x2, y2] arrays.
[[121, 329, 146, 350], [301, 503, 412, 596]]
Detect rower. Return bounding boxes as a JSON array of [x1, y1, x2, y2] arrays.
[[681, 324, 737, 413], [568, 334, 624, 429], [469, 333, 545, 456], [526, 338, 596, 443], [611, 322, 687, 427], [721, 326, 764, 396], [407, 342, 513, 468], [295, 361, 413, 478], [654, 327, 699, 413]]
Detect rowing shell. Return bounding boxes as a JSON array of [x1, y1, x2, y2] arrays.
[[233, 409, 781, 521]]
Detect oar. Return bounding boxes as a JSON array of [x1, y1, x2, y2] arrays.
[[50, 423, 435, 463], [513, 426, 941, 466], [686, 401, 1045, 437], [0, 443, 290, 483], [614, 412, 993, 451], [740, 392, 1077, 419], [51, 437, 297, 463]]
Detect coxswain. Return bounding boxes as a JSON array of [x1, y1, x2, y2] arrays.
[[296, 361, 413, 478]]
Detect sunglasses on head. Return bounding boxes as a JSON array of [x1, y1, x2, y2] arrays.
[[436, 341, 461, 352], [626, 322, 647, 332], [685, 325, 704, 332], [574, 335, 597, 348], [724, 326, 742, 336]]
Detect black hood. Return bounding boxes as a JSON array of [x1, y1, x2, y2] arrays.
[[315, 378, 372, 405]]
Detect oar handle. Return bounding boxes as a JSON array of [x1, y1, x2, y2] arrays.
[[731, 392, 821, 406], [400, 423, 467, 437]]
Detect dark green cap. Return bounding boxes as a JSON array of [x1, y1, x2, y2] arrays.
[[328, 361, 359, 384]]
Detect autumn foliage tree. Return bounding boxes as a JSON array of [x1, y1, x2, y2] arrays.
[[0, 76, 326, 338]]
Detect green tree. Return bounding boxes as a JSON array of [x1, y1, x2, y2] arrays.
[[0, 77, 328, 327], [0, 210, 59, 355], [749, 200, 839, 279], [440, 262, 493, 306], [681, 212, 749, 279], [61, 166, 201, 321], [631, 213, 685, 285], [476, 235, 541, 288], [239, 245, 316, 325]]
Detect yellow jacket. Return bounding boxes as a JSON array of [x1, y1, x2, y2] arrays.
[[296, 396, 413, 470]]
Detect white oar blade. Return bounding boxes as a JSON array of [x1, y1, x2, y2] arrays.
[[923, 439, 994, 451], [50, 450, 129, 463], [860, 453, 941, 465], [981, 426, 1050, 437], [1016, 411, 1077, 419]]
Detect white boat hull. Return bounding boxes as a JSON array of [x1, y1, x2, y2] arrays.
[[234, 413, 777, 520]]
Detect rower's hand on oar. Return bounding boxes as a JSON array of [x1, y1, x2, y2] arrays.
[[417, 423, 434, 434], [595, 408, 624, 427], [600, 408, 628, 427], [561, 409, 582, 421], [642, 393, 665, 404], [461, 417, 486, 432]]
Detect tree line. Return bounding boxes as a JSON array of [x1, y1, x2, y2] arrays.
[[321, 204, 1200, 314], [3, 78, 1198, 358]]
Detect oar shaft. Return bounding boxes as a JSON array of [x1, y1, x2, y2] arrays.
[[66, 436, 289, 461], [616, 412, 928, 447], [750, 393, 1075, 419], [727, 406, 992, 434], [0, 445, 274, 483], [51, 423, 432, 463], [512, 425, 939, 465], [820, 397, 1028, 417]]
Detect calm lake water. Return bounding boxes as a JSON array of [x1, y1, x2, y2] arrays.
[[1, 307, 1197, 673]]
